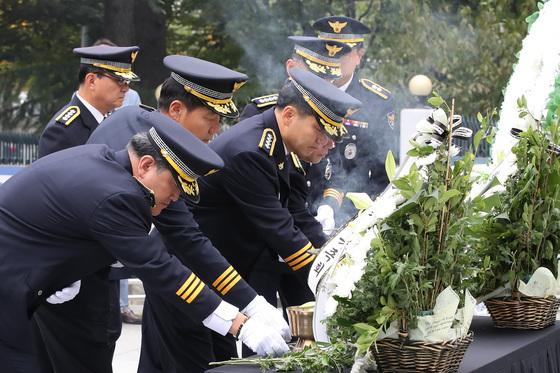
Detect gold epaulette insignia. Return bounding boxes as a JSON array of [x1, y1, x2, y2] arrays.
[[176, 273, 206, 304], [284, 242, 316, 271], [290, 152, 305, 175], [258, 128, 276, 157], [212, 266, 242, 296], [139, 103, 156, 112], [251, 94, 278, 108], [359, 79, 391, 100], [55, 106, 80, 126]]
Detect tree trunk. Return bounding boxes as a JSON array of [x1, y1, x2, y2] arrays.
[[104, 0, 135, 45], [103, 0, 167, 107], [133, 0, 167, 107]]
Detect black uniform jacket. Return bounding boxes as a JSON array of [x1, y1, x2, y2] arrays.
[[240, 100, 329, 247], [329, 74, 397, 197], [286, 154, 327, 248], [38, 94, 100, 157], [192, 108, 316, 281], [88, 106, 256, 308], [0, 145, 221, 350]]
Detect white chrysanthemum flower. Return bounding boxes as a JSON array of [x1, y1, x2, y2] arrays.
[[492, 0, 560, 163]]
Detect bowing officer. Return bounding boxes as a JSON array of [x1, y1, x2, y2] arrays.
[[191, 68, 361, 354], [38, 44, 140, 157], [0, 117, 288, 373], [88, 55, 290, 372], [33, 44, 140, 373], [313, 15, 398, 224], [239, 36, 350, 238]]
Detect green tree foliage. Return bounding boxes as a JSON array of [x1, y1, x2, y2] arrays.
[[0, 0, 103, 131], [0, 0, 541, 131]]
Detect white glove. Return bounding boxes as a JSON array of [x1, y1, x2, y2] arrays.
[[242, 295, 291, 342], [238, 316, 290, 356], [46, 280, 81, 304], [316, 204, 335, 234]]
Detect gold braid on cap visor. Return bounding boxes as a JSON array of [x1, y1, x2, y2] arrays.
[[171, 72, 236, 115], [290, 78, 347, 139], [294, 47, 342, 78], [147, 127, 200, 199], [317, 33, 365, 44]]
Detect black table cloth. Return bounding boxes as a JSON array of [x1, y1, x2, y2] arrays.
[[206, 316, 560, 373]]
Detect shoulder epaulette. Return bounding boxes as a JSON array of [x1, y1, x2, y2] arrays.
[[251, 94, 278, 108], [359, 79, 391, 100], [55, 106, 81, 126], [290, 152, 305, 175], [258, 128, 276, 157], [139, 104, 156, 112]]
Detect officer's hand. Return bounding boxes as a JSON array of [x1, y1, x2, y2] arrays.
[[46, 280, 81, 304], [243, 295, 291, 342], [316, 205, 335, 234], [238, 316, 290, 356]]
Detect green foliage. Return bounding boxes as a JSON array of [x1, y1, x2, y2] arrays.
[[0, 0, 538, 131], [471, 123, 560, 294], [328, 96, 494, 354], [0, 0, 103, 131], [210, 341, 355, 373]]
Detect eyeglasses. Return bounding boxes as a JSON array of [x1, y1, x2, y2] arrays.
[[97, 73, 130, 87]]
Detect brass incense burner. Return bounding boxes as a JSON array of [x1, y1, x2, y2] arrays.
[[286, 302, 315, 351]]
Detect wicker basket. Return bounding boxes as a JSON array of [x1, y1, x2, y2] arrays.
[[484, 295, 560, 329], [371, 331, 474, 373]]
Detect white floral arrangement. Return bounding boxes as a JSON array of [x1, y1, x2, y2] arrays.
[[492, 0, 560, 164]]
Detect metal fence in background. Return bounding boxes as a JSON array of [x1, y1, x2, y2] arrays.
[[0, 132, 39, 165], [0, 115, 490, 166]]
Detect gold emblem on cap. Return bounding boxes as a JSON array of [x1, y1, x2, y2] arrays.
[[328, 21, 347, 33], [233, 81, 246, 92], [130, 51, 138, 63], [326, 44, 343, 57]]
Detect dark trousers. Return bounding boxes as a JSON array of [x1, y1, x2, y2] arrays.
[[138, 286, 236, 373], [32, 269, 120, 373]]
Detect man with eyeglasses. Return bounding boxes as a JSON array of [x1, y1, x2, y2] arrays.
[[38, 45, 139, 157], [34, 44, 140, 373]]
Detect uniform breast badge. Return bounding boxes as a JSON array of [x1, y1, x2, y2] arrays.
[[344, 143, 357, 159]]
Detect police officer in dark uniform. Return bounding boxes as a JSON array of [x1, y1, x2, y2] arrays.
[[0, 117, 289, 373], [238, 36, 351, 324], [38, 45, 140, 157], [312, 16, 398, 225], [191, 68, 361, 355], [33, 44, 141, 373], [239, 36, 350, 234], [87, 55, 290, 372]]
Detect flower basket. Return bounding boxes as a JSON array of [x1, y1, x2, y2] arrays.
[[371, 331, 474, 373], [484, 295, 560, 329]]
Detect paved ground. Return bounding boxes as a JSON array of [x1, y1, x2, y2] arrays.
[[113, 323, 142, 373]]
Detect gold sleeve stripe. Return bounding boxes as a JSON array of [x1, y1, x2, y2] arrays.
[[176, 273, 197, 296], [212, 266, 235, 288], [181, 277, 201, 300], [323, 188, 344, 206], [292, 255, 316, 271], [216, 270, 238, 292], [186, 282, 206, 304], [287, 252, 311, 267], [220, 274, 242, 295], [284, 242, 313, 263]]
